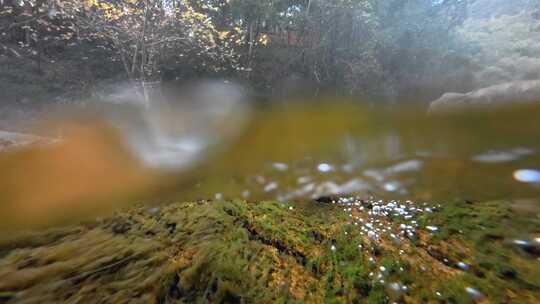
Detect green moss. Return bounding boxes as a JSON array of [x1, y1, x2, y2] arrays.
[[430, 199, 540, 303], [0, 199, 538, 303], [366, 283, 388, 304]]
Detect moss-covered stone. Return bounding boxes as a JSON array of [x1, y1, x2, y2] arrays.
[[0, 199, 538, 303]]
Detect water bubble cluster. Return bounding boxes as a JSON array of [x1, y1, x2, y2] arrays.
[[327, 196, 440, 245]]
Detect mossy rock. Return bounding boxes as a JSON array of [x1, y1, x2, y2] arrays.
[[0, 199, 538, 303]]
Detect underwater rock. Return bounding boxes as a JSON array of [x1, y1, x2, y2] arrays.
[[0, 199, 538, 303], [429, 80, 540, 113]]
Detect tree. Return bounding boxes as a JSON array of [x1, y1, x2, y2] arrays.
[[63, 0, 243, 84], [0, 0, 78, 73], [0, 0, 472, 103], [458, 5, 540, 87]]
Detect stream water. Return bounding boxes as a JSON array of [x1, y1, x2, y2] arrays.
[[177, 103, 540, 205], [0, 95, 539, 302]]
